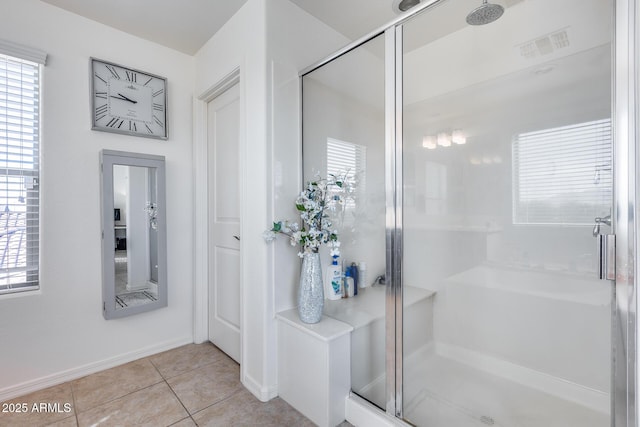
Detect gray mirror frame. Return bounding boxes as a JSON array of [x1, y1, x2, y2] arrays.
[[100, 150, 168, 319]]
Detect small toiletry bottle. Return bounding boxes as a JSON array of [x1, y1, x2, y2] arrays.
[[325, 256, 343, 300], [359, 261, 368, 288], [344, 268, 355, 298], [350, 262, 359, 295]]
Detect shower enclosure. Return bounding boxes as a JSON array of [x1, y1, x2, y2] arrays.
[[301, 0, 637, 426]]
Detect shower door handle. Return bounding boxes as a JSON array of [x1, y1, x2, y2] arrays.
[[597, 234, 615, 281]]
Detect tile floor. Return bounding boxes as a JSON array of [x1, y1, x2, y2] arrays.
[[0, 343, 319, 427]]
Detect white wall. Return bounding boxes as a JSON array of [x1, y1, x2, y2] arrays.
[[195, 0, 272, 400], [0, 0, 195, 399], [266, 0, 349, 312], [301, 77, 386, 286], [194, 0, 346, 401]]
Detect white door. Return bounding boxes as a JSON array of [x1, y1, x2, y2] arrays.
[[207, 83, 241, 363]]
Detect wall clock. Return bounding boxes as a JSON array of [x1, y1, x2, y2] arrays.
[[91, 58, 168, 140]]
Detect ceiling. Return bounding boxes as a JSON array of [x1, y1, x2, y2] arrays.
[[39, 0, 249, 55], [39, 0, 521, 55], [40, 0, 394, 55]]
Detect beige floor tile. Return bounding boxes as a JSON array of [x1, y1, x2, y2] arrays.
[[0, 383, 75, 427], [167, 357, 242, 414], [71, 359, 163, 413], [192, 389, 315, 427], [45, 416, 78, 427], [148, 343, 226, 379], [169, 417, 197, 426], [76, 382, 188, 427]]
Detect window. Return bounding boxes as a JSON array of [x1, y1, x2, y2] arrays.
[[0, 40, 46, 295], [512, 118, 612, 225], [326, 137, 366, 211]]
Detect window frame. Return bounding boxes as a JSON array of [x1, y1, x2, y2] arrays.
[[0, 40, 45, 296], [512, 118, 612, 226]]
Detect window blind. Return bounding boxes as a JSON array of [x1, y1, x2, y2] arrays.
[[512, 118, 612, 225], [0, 39, 47, 65], [327, 138, 366, 211], [0, 52, 40, 294]]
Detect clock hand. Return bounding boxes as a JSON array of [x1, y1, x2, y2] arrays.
[[117, 93, 137, 104], [110, 95, 136, 104], [110, 93, 138, 104]]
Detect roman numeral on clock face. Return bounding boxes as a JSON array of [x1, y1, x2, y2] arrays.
[[95, 104, 108, 121], [125, 71, 137, 82], [106, 117, 124, 128], [106, 65, 120, 79]]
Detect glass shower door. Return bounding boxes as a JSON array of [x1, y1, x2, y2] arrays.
[[301, 34, 388, 409], [401, 1, 613, 426]]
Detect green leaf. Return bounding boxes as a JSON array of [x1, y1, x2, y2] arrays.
[[273, 222, 282, 232], [335, 181, 343, 188], [296, 204, 306, 211]]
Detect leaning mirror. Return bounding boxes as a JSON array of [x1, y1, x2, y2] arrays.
[[100, 150, 167, 319]]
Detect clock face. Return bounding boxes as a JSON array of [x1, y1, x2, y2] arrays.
[[91, 58, 168, 139]]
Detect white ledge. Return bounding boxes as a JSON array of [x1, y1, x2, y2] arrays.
[[324, 285, 435, 330], [276, 309, 353, 342]]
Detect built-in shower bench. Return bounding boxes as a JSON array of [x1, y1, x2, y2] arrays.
[[276, 285, 435, 427]]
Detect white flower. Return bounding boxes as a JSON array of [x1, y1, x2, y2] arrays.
[[297, 251, 304, 258], [263, 172, 356, 258], [262, 230, 276, 242], [330, 247, 340, 257]]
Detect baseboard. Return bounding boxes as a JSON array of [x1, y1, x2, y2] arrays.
[[435, 342, 609, 414], [0, 336, 193, 402], [242, 373, 278, 402]]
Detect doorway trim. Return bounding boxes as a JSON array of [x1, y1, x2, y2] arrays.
[[193, 67, 241, 345]]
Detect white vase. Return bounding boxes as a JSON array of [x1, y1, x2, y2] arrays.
[[298, 251, 324, 323]]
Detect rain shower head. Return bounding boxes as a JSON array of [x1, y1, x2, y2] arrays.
[[398, 0, 421, 12], [466, 0, 504, 25]]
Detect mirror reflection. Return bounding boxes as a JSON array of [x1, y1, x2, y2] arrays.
[[101, 150, 167, 320], [113, 165, 159, 309]]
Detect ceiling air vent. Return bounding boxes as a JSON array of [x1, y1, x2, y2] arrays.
[[518, 28, 570, 59]]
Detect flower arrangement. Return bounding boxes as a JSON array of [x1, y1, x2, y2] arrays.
[[263, 173, 352, 258]]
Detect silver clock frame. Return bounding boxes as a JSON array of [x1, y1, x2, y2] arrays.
[[90, 57, 168, 140]]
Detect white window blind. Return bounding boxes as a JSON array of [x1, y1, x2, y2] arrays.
[[327, 138, 366, 211], [513, 118, 612, 225], [0, 52, 40, 294]]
